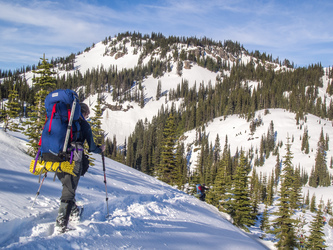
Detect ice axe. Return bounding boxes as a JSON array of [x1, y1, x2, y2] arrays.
[[102, 152, 110, 217]]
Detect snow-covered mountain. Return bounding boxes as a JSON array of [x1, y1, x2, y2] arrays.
[[40, 35, 333, 181], [0, 129, 269, 249], [2, 33, 333, 248]]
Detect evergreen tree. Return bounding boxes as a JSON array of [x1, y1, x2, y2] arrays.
[[90, 96, 105, 146], [266, 173, 274, 206], [230, 151, 254, 231], [158, 113, 177, 185], [260, 204, 270, 237], [259, 135, 265, 166], [267, 120, 275, 152], [294, 214, 307, 249], [215, 136, 233, 211], [249, 168, 260, 218], [307, 209, 327, 249], [327, 199, 333, 215], [177, 60, 183, 76], [291, 167, 303, 210], [271, 137, 297, 249], [23, 55, 56, 155], [213, 134, 221, 164], [84, 97, 105, 166], [140, 89, 145, 108], [301, 126, 309, 154], [305, 190, 310, 208], [309, 128, 330, 187], [4, 84, 21, 132], [156, 80, 162, 101], [206, 154, 231, 209], [274, 153, 281, 186], [310, 194, 317, 213], [175, 142, 187, 189]]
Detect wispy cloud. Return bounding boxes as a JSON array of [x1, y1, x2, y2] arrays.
[[0, 1, 114, 45], [0, 0, 332, 70]]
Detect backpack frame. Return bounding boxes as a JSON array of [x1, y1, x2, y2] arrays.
[[31, 89, 81, 175]]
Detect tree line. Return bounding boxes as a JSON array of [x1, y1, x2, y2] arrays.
[[0, 32, 332, 248]]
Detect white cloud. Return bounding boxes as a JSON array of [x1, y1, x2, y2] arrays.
[[0, 0, 332, 69]]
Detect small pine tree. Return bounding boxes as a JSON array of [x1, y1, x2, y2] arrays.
[[266, 173, 274, 206], [260, 204, 270, 233], [249, 169, 260, 219], [294, 214, 307, 248], [271, 137, 297, 249], [305, 190, 310, 207], [140, 89, 145, 108], [310, 128, 330, 187], [88, 96, 106, 166], [158, 113, 177, 185], [177, 60, 183, 76], [291, 167, 303, 210], [301, 126, 309, 154], [230, 151, 255, 231], [326, 199, 333, 215], [274, 153, 281, 186], [307, 209, 327, 249], [310, 194, 317, 213], [206, 150, 231, 209], [156, 80, 162, 101], [4, 84, 21, 132], [23, 55, 56, 155], [175, 142, 187, 189], [90, 96, 105, 146]]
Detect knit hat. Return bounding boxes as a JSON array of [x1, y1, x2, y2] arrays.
[[80, 103, 90, 116]]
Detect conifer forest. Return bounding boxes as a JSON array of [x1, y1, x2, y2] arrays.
[[1, 32, 332, 248]]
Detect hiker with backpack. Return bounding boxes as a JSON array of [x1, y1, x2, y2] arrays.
[[55, 102, 105, 233], [29, 89, 106, 233], [196, 183, 208, 201]]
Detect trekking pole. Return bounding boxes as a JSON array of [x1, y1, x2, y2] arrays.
[[31, 172, 47, 208], [102, 152, 110, 217]]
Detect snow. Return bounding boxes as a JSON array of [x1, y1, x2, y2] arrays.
[[182, 109, 333, 174], [74, 41, 141, 74], [2, 36, 333, 249], [181, 107, 333, 248], [0, 129, 268, 249]]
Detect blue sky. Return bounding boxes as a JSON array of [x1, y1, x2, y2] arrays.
[[0, 0, 333, 71]]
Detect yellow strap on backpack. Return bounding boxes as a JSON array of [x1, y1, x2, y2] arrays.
[[29, 160, 76, 176]]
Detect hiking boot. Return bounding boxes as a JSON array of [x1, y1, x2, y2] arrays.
[[55, 201, 73, 233], [70, 203, 83, 222]]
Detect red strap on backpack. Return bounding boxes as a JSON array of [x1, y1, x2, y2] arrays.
[[67, 108, 73, 141], [38, 137, 42, 146], [38, 115, 48, 146], [48, 103, 57, 133]]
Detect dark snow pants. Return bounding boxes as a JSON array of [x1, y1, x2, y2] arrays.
[[57, 160, 82, 202]]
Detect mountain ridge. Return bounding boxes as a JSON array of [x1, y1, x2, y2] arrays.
[[1, 32, 333, 248]]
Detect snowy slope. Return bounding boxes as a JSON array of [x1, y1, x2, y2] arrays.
[[3, 35, 333, 248], [183, 108, 333, 174], [180, 108, 333, 248], [0, 129, 268, 249], [23, 36, 330, 149]]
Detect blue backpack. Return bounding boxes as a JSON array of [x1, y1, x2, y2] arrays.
[[39, 89, 81, 162], [196, 184, 202, 194]]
